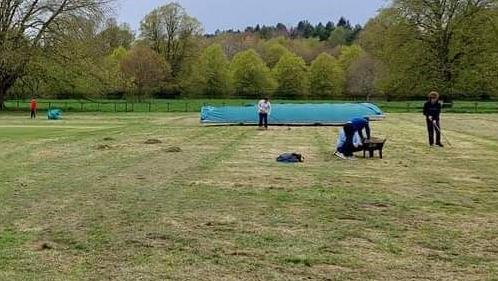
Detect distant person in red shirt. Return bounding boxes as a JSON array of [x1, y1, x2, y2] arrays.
[[30, 98, 37, 119]]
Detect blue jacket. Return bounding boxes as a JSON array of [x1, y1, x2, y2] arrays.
[[351, 118, 367, 130], [351, 118, 371, 139]]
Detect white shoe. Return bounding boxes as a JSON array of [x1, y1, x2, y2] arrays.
[[334, 152, 346, 160]]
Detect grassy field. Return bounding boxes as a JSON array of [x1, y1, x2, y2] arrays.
[[0, 112, 497, 280], [4, 99, 498, 113]]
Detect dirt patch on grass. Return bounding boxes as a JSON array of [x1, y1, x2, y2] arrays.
[[34, 241, 56, 251], [163, 146, 182, 153], [361, 202, 393, 210], [96, 144, 112, 150], [144, 139, 162, 144]]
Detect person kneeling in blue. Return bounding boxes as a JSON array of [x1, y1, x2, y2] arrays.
[[334, 123, 363, 160], [351, 117, 371, 140]]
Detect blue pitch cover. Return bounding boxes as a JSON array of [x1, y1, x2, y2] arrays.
[[200, 103, 384, 125]]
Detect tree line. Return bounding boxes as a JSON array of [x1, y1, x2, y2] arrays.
[[211, 17, 362, 43], [1, 0, 497, 109]]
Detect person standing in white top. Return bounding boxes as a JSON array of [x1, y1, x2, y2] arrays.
[[257, 97, 271, 129]]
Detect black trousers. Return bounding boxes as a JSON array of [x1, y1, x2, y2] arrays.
[[30, 110, 36, 119], [426, 119, 441, 145], [338, 144, 363, 157], [259, 113, 268, 128]]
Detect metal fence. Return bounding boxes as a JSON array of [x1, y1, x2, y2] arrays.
[[4, 100, 498, 113], [5, 100, 218, 113]]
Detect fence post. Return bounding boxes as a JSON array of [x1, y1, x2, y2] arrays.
[[65, 102, 68, 111], [48, 102, 52, 109], [125, 102, 128, 112], [97, 103, 100, 112], [185, 102, 188, 112], [475, 102, 478, 113], [167, 103, 170, 112], [80, 102, 84, 111]]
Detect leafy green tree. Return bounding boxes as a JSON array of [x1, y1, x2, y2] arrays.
[[230, 49, 275, 98], [313, 22, 329, 41], [347, 24, 363, 44], [337, 17, 352, 29], [362, 0, 498, 98], [392, 0, 497, 95], [325, 21, 335, 37], [296, 20, 315, 38], [185, 44, 231, 97], [338, 44, 364, 70], [260, 41, 291, 68], [0, 0, 112, 109], [329, 27, 352, 47], [101, 47, 133, 97], [9, 18, 128, 100], [120, 46, 171, 100], [309, 53, 345, 98], [272, 53, 309, 98], [140, 3, 202, 76], [111, 47, 128, 62], [98, 19, 135, 53], [451, 9, 498, 98], [360, 9, 433, 98]]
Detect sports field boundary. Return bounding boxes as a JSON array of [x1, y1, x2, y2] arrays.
[[3, 99, 498, 114]]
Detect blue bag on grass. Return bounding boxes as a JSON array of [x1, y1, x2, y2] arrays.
[[276, 153, 304, 163]]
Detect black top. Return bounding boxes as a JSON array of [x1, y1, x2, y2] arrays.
[[423, 101, 442, 120]]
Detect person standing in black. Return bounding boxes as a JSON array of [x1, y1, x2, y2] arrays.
[[423, 91, 443, 147]]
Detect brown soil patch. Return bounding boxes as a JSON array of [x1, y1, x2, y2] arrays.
[[144, 139, 162, 144]]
